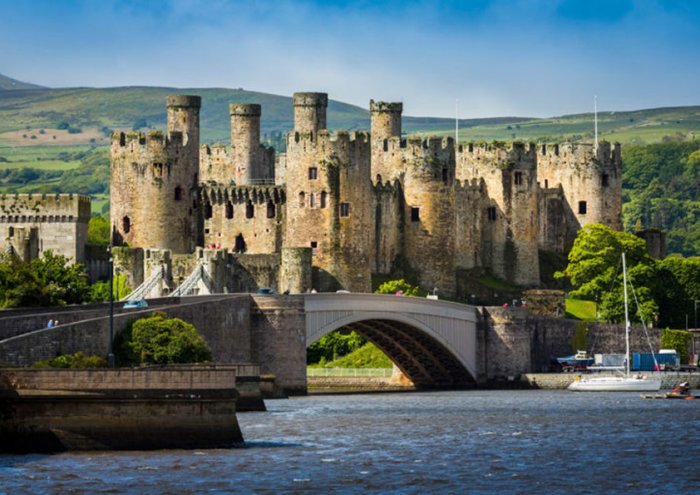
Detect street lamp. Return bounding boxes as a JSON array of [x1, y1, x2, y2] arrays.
[[108, 244, 115, 368]]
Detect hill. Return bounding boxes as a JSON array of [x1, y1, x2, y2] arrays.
[[0, 73, 698, 144], [0, 74, 46, 91]]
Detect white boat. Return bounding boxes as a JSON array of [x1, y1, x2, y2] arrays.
[[568, 253, 662, 392]]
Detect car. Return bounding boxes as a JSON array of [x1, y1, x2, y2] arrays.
[[255, 288, 276, 295], [123, 299, 149, 309]]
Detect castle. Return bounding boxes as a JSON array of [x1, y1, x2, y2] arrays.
[[107, 93, 622, 299], [0, 92, 622, 299]]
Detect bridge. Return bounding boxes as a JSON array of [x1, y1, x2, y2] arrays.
[[305, 293, 478, 387], [0, 293, 579, 394]]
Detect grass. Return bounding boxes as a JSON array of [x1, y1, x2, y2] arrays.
[[312, 343, 393, 369], [0, 143, 96, 170], [565, 298, 597, 321]]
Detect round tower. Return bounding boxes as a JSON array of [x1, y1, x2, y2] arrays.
[[111, 95, 201, 254], [370, 100, 403, 182], [166, 95, 201, 147], [370, 100, 402, 140], [293, 92, 328, 134], [402, 137, 457, 297], [230, 103, 261, 185]]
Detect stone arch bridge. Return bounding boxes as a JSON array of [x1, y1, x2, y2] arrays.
[[0, 293, 578, 394], [305, 293, 478, 387]]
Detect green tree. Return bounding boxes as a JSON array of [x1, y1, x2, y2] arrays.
[[115, 312, 212, 365], [556, 224, 657, 323], [0, 251, 90, 308], [87, 215, 110, 245], [374, 279, 424, 296], [88, 274, 132, 303], [307, 331, 366, 364]]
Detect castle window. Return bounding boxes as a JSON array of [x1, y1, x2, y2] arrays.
[[514, 171, 522, 185], [234, 234, 246, 253], [267, 200, 276, 218], [119, 132, 126, 146], [205, 202, 213, 219], [308, 167, 318, 180], [226, 201, 234, 219], [383, 139, 388, 152], [320, 191, 327, 208], [340, 202, 350, 217], [310, 193, 316, 208], [602, 174, 609, 187], [411, 207, 420, 222], [246, 200, 254, 219], [298, 192, 306, 208], [469, 143, 474, 153], [8, 227, 14, 237], [545, 179, 549, 188], [578, 201, 587, 215], [541, 144, 546, 155], [153, 163, 164, 177], [487, 207, 497, 222], [442, 168, 449, 183], [174, 186, 182, 201], [122, 216, 131, 233], [554, 144, 559, 156]]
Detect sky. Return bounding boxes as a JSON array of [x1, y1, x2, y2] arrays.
[[0, 0, 699, 118]]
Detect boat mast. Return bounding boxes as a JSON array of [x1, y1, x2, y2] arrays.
[[622, 252, 631, 376]]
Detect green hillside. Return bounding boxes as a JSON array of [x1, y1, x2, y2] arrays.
[[0, 74, 45, 91]]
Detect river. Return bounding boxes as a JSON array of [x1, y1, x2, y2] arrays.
[[1, 390, 699, 494]]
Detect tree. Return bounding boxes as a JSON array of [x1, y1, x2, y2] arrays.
[[556, 224, 657, 323], [374, 279, 423, 296], [115, 312, 212, 366], [88, 274, 132, 303], [0, 251, 90, 308], [87, 215, 110, 245]]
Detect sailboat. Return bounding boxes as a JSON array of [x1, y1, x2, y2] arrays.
[[568, 253, 662, 392]]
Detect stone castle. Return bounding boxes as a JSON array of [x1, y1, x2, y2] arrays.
[[1, 92, 622, 299], [108, 93, 621, 299]]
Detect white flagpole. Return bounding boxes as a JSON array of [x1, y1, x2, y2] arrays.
[[594, 95, 598, 148]]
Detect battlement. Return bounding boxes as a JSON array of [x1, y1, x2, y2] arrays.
[[201, 184, 285, 205], [0, 193, 91, 220], [166, 95, 202, 108], [111, 130, 181, 155], [229, 103, 261, 117], [538, 141, 620, 163], [202, 143, 229, 156], [370, 100, 403, 113], [293, 92, 328, 107]]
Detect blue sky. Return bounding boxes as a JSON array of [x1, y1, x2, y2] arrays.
[[1, 0, 699, 118]]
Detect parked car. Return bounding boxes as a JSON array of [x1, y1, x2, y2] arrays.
[[123, 299, 149, 309], [255, 288, 276, 295]]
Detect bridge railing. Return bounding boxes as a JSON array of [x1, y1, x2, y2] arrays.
[[306, 368, 393, 377]]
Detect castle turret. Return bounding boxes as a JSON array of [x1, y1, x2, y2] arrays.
[[293, 92, 328, 135], [111, 95, 201, 254], [230, 103, 261, 185], [370, 100, 403, 182]]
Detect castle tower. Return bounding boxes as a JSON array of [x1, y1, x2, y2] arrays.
[[111, 95, 201, 254], [456, 142, 540, 287], [230, 103, 261, 185], [293, 92, 328, 134], [536, 141, 622, 249], [402, 136, 457, 296], [370, 100, 403, 182], [285, 96, 372, 292]]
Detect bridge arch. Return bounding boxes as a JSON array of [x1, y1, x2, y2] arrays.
[[305, 293, 478, 388]]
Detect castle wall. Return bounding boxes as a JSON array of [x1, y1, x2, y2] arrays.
[[284, 130, 373, 292], [457, 143, 540, 286], [454, 180, 484, 271], [370, 101, 403, 183], [402, 137, 457, 296], [372, 181, 404, 275], [0, 194, 90, 263], [201, 185, 285, 255], [536, 142, 622, 247]]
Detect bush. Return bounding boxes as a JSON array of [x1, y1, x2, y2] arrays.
[[660, 328, 690, 363], [32, 352, 107, 368], [115, 312, 212, 366], [374, 279, 424, 297]]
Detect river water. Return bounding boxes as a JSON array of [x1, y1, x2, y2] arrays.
[[2, 390, 699, 494]]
